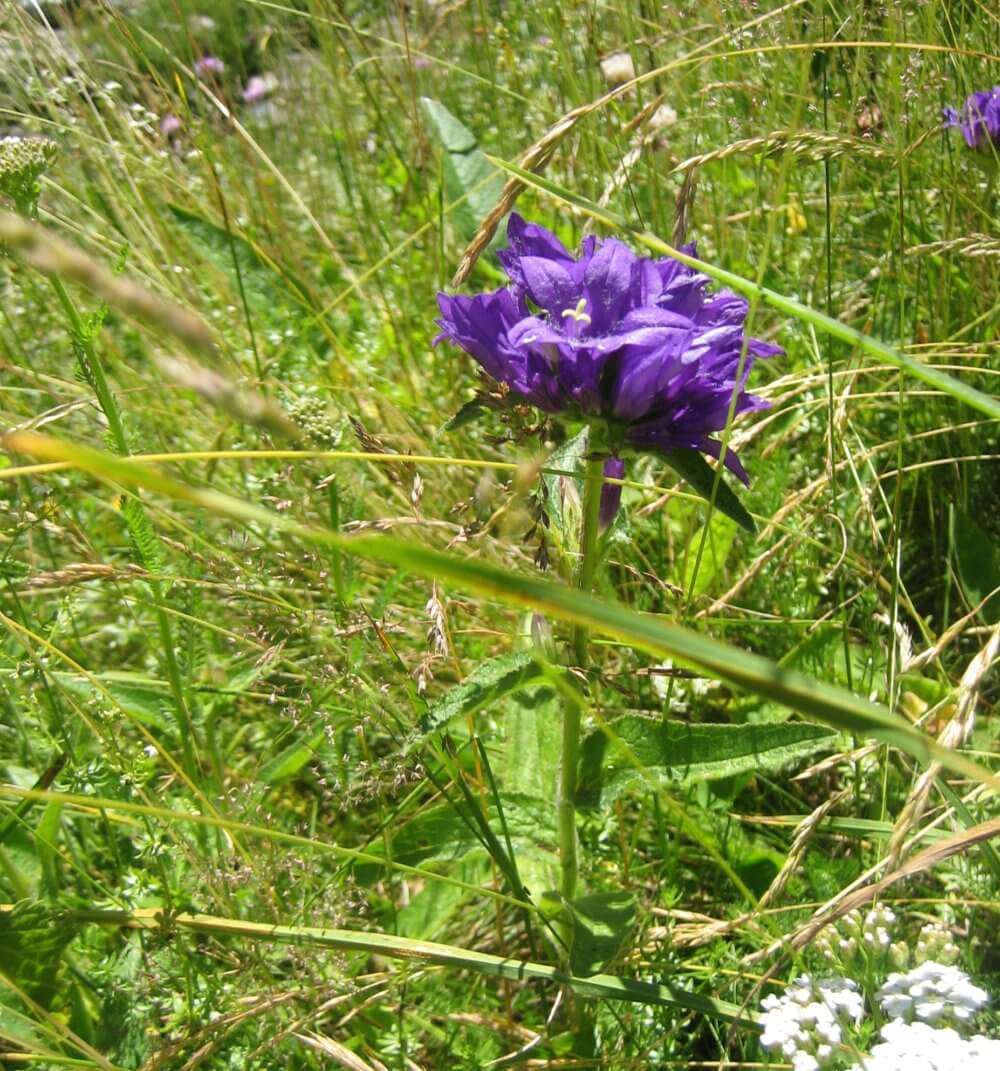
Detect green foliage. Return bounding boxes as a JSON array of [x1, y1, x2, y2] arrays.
[[0, 900, 80, 1008], [578, 718, 839, 807], [416, 651, 551, 740], [566, 889, 636, 977], [0, 0, 997, 1066], [953, 509, 1000, 624], [656, 447, 757, 534], [420, 98, 505, 242]]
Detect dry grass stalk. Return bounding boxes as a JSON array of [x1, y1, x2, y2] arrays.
[[0, 210, 216, 357], [155, 355, 301, 441], [294, 1031, 382, 1071], [887, 624, 1000, 865], [904, 589, 1000, 672], [672, 166, 699, 248], [758, 788, 853, 911], [23, 562, 147, 590], [653, 908, 769, 950], [747, 816, 1000, 974], [348, 417, 416, 486], [906, 234, 1000, 259], [425, 581, 451, 659], [792, 742, 880, 782], [671, 129, 890, 175]]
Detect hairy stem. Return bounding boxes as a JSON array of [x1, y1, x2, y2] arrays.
[[557, 455, 605, 951]]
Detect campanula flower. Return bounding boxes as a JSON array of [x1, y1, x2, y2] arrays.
[[943, 86, 1000, 150], [435, 215, 779, 524]]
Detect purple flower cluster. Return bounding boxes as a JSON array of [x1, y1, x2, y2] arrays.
[[436, 215, 779, 524], [943, 86, 1000, 151]]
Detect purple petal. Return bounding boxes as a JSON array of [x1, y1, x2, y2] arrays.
[[582, 238, 639, 332], [435, 289, 533, 395], [698, 438, 750, 485], [607, 319, 695, 421], [600, 457, 626, 529], [518, 256, 579, 317]]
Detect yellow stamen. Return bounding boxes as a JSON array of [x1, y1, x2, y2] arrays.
[[561, 297, 591, 326]]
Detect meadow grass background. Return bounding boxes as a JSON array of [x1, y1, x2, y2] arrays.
[[0, 0, 998, 1067]]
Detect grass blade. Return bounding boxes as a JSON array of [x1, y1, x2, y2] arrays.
[[5, 432, 1000, 795]]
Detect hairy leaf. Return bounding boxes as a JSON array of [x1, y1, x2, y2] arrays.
[[415, 652, 548, 742], [0, 900, 80, 1008], [578, 718, 838, 807]]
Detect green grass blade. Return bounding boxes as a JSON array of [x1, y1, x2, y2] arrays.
[[52, 907, 752, 1023], [6, 432, 1000, 795]]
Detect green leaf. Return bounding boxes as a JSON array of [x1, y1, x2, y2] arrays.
[[578, 718, 838, 807], [540, 428, 589, 557], [0, 1000, 54, 1054], [0, 900, 80, 1008], [354, 795, 555, 884], [258, 730, 325, 785], [683, 512, 739, 597], [166, 203, 318, 327], [953, 509, 1000, 624], [656, 447, 756, 534], [439, 396, 491, 434], [567, 890, 636, 977], [120, 495, 164, 573], [420, 98, 505, 242], [396, 858, 487, 940], [415, 652, 547, 741], [502, 682, 563, 813], [55, 672, 171, 730]]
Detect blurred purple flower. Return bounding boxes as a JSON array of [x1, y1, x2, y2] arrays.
[[436, 215, 779, 523], [943, 86, 1000, 150], [160, 114, 182, 138], [243, 73, 278, 104], [194, 55, 225, 79], [599, 457, 626, 530]]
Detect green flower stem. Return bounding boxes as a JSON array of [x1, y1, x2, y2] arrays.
[[557, 455, 605, 948], [47, 274, 198, 776]]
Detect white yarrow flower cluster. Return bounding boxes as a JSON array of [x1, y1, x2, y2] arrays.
[[761, 975, 864, 1071], [877, 960, 989, 1024], [851, 1019, 1000, 1071]]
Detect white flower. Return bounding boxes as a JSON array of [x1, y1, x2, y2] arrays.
[[760, 976, 864, 1069], [648, 103, 678, 130], [600, 51, 636, 86], [877, 961, 988, 1025], [851, 1019, 1000, 1071]]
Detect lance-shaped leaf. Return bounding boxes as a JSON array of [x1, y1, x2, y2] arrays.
[[578, 718, 839, 807]]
